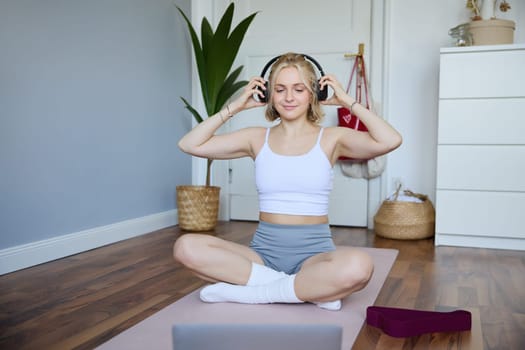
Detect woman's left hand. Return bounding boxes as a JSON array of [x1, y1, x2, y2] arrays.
[[318, 74, 354, 107]]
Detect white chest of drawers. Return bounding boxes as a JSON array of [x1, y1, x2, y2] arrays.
[[436, 44, 525, 250]]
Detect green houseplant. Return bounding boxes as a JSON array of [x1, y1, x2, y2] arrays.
[[176, 3, 257, 231]]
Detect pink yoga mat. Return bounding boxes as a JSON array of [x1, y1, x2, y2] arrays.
[[97, 247, 398, 350]]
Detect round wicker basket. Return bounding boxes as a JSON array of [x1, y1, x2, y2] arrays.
[[373, 189, 435, 240], [176, 185, 220, 232]]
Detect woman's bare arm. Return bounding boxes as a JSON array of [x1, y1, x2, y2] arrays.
[[320, 74, 402, 160], [178, 77, 267, 160]]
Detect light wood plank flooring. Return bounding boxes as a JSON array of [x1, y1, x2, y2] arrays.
[[1, 221, 524, 349]]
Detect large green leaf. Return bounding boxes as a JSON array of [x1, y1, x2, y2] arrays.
[[177, 3, 257, 118], [180, 97, 204, 124], [205, 4, 235, 113], [215, 3, 233, 42], [216, 66, 247, 111], [220, 65, 244, 94], [216, 80, 248, 113], [176, 6, 209, 111], [201, 18, 213, 61], [199, 18, 214, 109], [207, 3, 256, 114], [223, 13, 257, 72]]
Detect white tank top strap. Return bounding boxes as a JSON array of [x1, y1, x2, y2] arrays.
[[265, 127, 271, 143], [316, 128, 324, 145]]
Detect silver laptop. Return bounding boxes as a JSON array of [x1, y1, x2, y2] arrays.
[[172, 323, 342, 350]]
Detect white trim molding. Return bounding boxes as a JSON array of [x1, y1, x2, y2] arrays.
[[190, 0, 213, 188], [0, 210, 178, 275], [367, 0, 387, 228], [436, 234, 525, 251]]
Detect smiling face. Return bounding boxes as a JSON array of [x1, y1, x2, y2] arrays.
[[271, 67, 312, 122], [264, 53, 324, 124]]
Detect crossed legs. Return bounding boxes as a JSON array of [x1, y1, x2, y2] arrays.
[[295, 246, 374, 302], [173, 233, 262, 285], [173, 233, 374, 310]]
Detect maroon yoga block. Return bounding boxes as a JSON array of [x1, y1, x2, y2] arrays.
[[366, 306, 471, 338]]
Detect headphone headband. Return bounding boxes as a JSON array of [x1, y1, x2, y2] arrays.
[[260, 54, 325, 80], [258, 53, 327, 102]]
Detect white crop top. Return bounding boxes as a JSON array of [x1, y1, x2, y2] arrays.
[[255, 128, 334, 216]]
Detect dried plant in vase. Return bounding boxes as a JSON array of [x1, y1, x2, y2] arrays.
[[499, 1, 511, 12], [463, 0, 515, 46], [467, 0, 511, 20], [466, 0, 482, 20]]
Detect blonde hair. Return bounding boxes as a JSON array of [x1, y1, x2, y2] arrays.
[[265, 53, 325, 123]]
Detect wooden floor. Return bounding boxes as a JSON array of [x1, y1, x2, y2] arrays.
[[1, 221, 524, 350]]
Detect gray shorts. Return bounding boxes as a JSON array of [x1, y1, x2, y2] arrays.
[[249, 221, 336, 274]]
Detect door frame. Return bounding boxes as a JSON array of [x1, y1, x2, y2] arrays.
[[188, 0, 390, 228]]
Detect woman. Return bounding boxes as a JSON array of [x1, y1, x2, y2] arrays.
[[174, 53, 402, 311]]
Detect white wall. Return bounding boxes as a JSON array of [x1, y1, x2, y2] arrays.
[[385, 0, 525, 203]]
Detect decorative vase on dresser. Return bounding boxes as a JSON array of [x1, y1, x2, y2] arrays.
[[436, 43, 525, 250]]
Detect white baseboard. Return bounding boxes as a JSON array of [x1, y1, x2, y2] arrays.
[[435, 233, 525, 251], [0, 209, 178, 275]]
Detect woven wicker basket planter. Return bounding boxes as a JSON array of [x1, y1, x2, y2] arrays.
[[176, 185, 220, 232], [373, 190, 435, 240]]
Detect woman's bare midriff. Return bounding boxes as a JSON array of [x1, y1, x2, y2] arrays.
[[259, 212, 329, 225]]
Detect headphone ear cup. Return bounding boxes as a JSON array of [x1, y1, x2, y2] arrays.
[[258, 81, 269, 103], [317, 80, 328, 101]]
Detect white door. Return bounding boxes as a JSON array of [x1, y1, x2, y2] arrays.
[[208, 0, 373, 226]]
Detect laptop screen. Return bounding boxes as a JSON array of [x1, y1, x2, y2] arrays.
[[172, 323, 342, 350]]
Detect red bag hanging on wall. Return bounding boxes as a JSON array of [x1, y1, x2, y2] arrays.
[[338, 54, 370, 131], [338, 53, 371, 160]]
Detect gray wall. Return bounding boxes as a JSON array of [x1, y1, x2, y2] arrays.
[[0, 0, 192, 249]]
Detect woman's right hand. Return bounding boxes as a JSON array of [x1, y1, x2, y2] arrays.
[[319, 74, 354, 108], [228, 77, 267, 114]]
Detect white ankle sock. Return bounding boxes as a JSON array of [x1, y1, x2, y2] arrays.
[[200, 275, 303, 304], [315, 299, 342, 311], [246, 263, 287, 286]]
